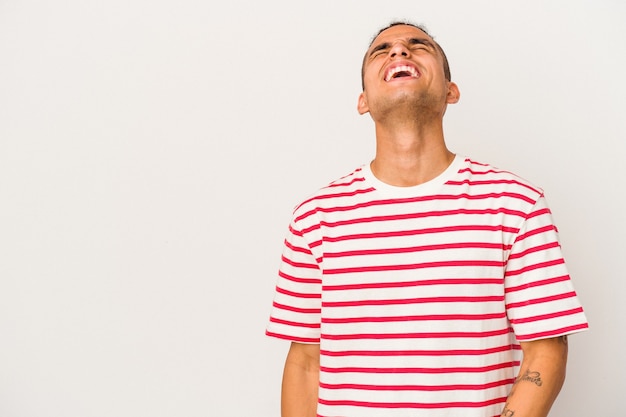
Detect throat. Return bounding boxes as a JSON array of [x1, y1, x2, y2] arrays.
[[370, 150, 455, 187]]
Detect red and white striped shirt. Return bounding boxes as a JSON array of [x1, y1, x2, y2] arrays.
[[267, 156, 588, 417]]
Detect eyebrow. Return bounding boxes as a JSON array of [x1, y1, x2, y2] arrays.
[[408, 38, 435, 49], [368, 42, 390, 57], [368, 37, 435, 58]]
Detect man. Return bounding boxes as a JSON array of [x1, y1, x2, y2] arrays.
[[266, 21, 588, 417]]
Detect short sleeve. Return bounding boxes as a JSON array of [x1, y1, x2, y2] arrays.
[[504, 194, 588, 341], [266, 222, 322, 343]]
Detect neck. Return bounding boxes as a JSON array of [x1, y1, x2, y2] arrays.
[[370, 118, 454, 187]]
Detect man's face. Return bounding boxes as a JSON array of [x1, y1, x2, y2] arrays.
[[358, 25, 459, 118]]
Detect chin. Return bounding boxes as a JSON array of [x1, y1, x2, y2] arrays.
[[379, 92, 439, 113]]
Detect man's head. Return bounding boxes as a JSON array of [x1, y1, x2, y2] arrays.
[[357, 22, 459, 120], [360, 22, 452, 91]]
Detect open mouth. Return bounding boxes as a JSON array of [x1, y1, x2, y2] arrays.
[[384, 65, 420, 82]]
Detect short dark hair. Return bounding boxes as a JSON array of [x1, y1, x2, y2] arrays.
[[360, 21, 452, 90]]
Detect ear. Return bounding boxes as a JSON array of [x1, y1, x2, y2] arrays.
[[357, 92, 369, 115], [446, 82, 460, 104]]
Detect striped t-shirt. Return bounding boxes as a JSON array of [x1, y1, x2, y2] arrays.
[[266, 155, 588, 417]]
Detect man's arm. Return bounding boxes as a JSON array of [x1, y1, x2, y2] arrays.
[[281, 342, 320, 417], [501, 336, 569, 417]]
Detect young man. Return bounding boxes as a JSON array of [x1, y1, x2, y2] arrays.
[[266, 22, 588, 417]]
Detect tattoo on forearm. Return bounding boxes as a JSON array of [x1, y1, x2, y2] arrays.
[[501, 403, 515, 416], [501, 367, 546, 416], [518, 369, 543, 386]]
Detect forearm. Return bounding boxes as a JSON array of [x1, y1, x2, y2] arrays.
[[281, 342, 320, 417], [501, 336, 568, 417]]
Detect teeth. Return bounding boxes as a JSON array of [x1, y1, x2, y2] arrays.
[[385, 65, 419, 81]]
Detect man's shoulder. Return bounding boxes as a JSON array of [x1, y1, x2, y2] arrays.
[[460, 157, 544, 197], [291, 165, 370, 216]]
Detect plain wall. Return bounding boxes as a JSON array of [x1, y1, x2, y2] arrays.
[[0, 0, 624, 415]]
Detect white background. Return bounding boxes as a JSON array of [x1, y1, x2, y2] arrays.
[[0, 0, 624, 416]]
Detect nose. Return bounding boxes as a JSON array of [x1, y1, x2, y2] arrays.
[[389, 41, 410, 58]]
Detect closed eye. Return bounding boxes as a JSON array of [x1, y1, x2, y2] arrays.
[[369, 42, 390, 58], [409, 38, 435, 51]]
